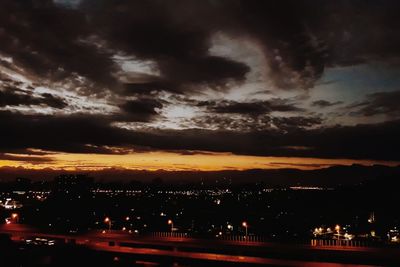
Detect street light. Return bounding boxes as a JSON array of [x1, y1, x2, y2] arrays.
[[335, 224, 340, 240], [11, 213, 18, 223], [168, 219, 174, 233], [104, 217, 111, 231], [242, 221, 248, 239]]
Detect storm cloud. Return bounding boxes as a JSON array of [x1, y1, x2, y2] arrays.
[[199, 99, 304, 116], [1, 0, 400, 167], [350, 90, 400, 117], [1, 110, 399, 161], [2, 0, 400, 93], [0, 89, 67, 109]]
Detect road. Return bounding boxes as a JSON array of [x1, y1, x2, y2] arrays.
[[87, 242, 378, 267], [0, 224, 398, 266]]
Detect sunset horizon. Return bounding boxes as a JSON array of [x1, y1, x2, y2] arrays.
[[2, 0, 400, 180]]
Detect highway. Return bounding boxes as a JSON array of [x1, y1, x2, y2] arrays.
[[1, 224, 399, 266], [87, 242, 379, 266]]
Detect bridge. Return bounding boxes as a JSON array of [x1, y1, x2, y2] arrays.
[[1, 224, 399, 266]]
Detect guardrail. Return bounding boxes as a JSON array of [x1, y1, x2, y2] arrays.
[[149, 232, 272, 243], [311, 239, 374, 247], [150, 232, 190, 238], [149, 232, 386, 248]]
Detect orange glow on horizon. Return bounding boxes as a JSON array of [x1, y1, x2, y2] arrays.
[[0, 151, 399, 171]]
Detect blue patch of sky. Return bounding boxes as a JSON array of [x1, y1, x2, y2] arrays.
[[311, 61, 400, 105]]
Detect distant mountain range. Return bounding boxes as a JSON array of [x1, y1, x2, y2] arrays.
[[1, 164, 399, 187]]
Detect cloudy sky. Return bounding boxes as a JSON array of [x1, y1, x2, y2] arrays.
[[1, 0, 400, 174]]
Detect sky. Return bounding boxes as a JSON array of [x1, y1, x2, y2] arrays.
[[1, 0, 400, 176]]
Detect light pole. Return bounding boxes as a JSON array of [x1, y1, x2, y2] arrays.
[[104, 217, 111, 231], [242, 221, 248, 239], [168, 219, 174, 233]]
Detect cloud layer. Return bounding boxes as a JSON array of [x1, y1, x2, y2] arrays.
[[1, 0, 400, 168]]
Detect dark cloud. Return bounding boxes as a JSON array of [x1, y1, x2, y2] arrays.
[[311, 100, 343, 108], [0, 111, 121, 154], [272, 116, 323, 131], [268, 162, 336, 168], [39, 93, 69, 109], [0, 0, 117, 87], [118, 98, 164, 122], [2, 0, 400, 94], [234, 0, 328, 89], [229, 0, 400, 89], [82, 0, 250, 93], [0, 153, 54, 164], [199, 99, 303, 116], [318, 1, 400, 66], [123, 81, 180, 96], [1, 110, 400, 161], [188, 115, 272, 131], [350, 90, 400, 117], [0, 0, 252, 97], [158, 56, 249, 85], [0, 88, 67, 109]]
